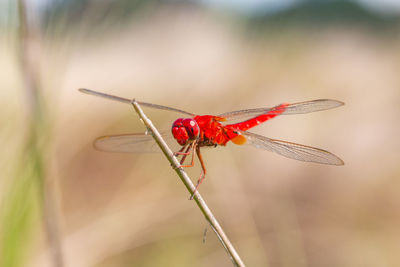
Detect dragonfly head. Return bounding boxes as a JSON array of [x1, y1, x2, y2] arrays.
[[171, 118, 200, 146]]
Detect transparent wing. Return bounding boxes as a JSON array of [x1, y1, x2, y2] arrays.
[[219, 99, 344, 122], [94, 131, 177, 153], [79, 88, 195, 116], [239, 131, 344, 165]]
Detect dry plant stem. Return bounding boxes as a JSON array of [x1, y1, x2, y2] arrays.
[[18, 1, 64, 266], [131, 100, 245, 267]]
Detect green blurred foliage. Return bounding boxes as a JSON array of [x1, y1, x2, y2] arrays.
[[0, 139, 42, 267], [248, 0, 400, 31]]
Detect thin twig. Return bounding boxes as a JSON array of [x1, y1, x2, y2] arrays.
[[130, 100, 245, 267]]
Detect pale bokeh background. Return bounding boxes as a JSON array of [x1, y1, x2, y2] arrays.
[[1, 1, 400, 267]]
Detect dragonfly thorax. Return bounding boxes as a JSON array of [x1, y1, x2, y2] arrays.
[[171, 118, 200, 146]]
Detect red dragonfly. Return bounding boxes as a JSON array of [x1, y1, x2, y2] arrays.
[[80, 88, 344, 193]]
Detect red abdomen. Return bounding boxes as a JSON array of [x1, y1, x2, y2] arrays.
[[226, 103, 288, 131]]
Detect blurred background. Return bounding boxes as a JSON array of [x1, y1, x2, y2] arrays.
[[1, 0, 400, 266]]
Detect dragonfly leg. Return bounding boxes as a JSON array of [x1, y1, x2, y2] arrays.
[[180, 141, 197, 168], [174, 145, 191, 156], [171, 145, 188, 170], [178, 145, 192, 165], [189, 146, 207, 200], [171, 145, 189, 169], [172, 141, 197, 170]]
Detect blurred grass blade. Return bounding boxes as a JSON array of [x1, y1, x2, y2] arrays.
[[0, 1, 63, 267], [0, 142, 41, 267]]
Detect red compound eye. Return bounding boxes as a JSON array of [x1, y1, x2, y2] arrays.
[[171, 118, 189, 145], [172, 118, 183, 128], [182, 118, 200, 139], [171, 118, 199, 146]]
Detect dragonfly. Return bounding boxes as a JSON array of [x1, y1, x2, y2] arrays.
[[79, 88, 344, 196]]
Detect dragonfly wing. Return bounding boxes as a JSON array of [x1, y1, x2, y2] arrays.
[[94, 133, 159, 153], [79, 88, 195, 116], [94, 132, 177, 153], [281, 99, 344, 114], [218, 107, 273, 122], [239, 131, 344, 165], [219, 99, 344, 122]]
